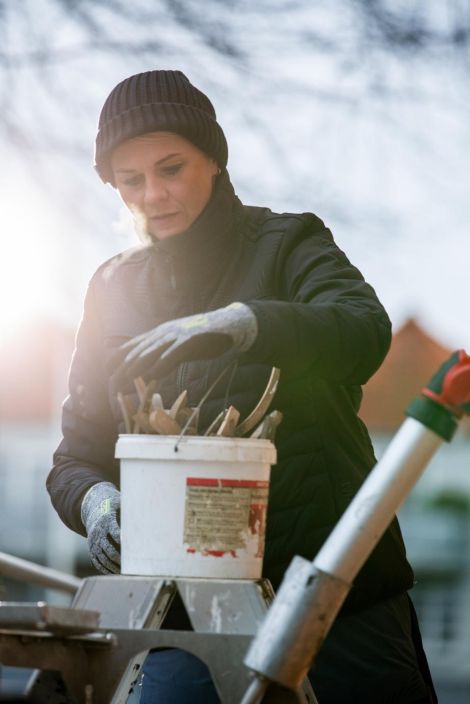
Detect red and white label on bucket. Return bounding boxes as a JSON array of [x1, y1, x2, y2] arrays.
[[183, 478, 269, 558]]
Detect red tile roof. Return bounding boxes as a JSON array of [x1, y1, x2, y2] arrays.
[[360, 318, 466, 431]]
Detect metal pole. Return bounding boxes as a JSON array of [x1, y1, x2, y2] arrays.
[[0, 551, 82, 595], [313, 418, 442, 581], [240, 677, 269, 704]]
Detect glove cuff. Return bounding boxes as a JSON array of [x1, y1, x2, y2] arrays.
[[80, 481, 120, 533], [224, 302, 258, 352]]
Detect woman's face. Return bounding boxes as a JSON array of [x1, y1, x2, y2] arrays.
[[111, 132, 219, 239]]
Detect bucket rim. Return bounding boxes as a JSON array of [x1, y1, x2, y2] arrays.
[[115, 434, 277, 463]]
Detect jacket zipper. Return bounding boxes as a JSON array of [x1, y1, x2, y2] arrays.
[[165, 252, 186, 394]]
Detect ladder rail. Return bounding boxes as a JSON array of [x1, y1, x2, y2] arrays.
[[0, 550, 82, 595]]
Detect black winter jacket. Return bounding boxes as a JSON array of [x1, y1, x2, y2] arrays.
[[48, 174, 414, 612]]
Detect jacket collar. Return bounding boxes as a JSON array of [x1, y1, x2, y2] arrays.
[[150, 170, 244, 287]]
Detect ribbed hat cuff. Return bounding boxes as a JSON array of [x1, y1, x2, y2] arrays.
[[95, 102, 228, 185]]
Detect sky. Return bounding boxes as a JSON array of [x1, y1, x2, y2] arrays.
[[0, 0, 469, 354]]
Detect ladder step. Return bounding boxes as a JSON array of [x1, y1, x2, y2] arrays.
[[0, 602, 100, 635]]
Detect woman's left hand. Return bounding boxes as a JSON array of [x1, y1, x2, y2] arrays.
[[118, 302, 258, 381]]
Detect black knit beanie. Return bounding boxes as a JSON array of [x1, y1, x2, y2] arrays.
[[95, 70, 228, 185]]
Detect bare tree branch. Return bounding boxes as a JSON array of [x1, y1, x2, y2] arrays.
[[1, 0, 469, 243]]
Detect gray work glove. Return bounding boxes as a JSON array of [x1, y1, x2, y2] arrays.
[[81, 482, 121, 574], [118, 302, 258, 381]]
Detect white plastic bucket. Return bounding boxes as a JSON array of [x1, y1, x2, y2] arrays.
[[115, 435, 276, 579]]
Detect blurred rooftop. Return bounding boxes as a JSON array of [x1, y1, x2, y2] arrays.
[[359, 318, 469, 432]]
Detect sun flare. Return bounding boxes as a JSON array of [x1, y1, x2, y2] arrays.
[[0, 185, 64, 343]]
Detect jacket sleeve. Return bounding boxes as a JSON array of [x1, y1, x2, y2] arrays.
[[47, 277, 119, 536], [245, 216, 392, 385]]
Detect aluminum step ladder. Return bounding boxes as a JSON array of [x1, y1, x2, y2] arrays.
[[0, 575, 316, 703]]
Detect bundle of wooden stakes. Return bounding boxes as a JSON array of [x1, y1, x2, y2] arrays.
[[117, 367, 282, 441]]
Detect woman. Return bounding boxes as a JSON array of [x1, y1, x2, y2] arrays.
[[47, 70, 435, 703]]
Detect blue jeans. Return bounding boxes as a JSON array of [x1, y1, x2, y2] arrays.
[[139, 648, 219, 704]]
